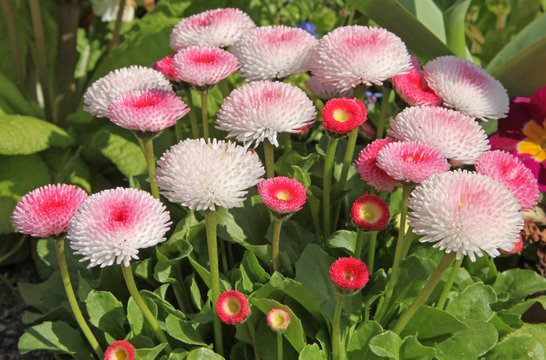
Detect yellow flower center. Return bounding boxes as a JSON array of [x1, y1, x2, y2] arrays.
[[225, 298, 241, 315], [517, 120, 546, 162], [275, 316, 285, 327], [333, 109, 350, 122], [359, 205, 378, 222], [114, 349, 128, 360], [276, 190, 291, 201]]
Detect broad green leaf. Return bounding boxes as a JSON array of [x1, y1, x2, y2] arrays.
[[168, 349, 189, 360], [400, 336, 437, 360], [347, 321, 383, 360], [507, 295, 546, 316], [369, 331, 403, 360], [493, 269, 546, 310], [327, 230, 357, 253], [85, 290, 126, 340], [18, 321, 93, 359], [135, 344, 168, 360], [398, 0, 446, 42], [401, 306, 467, 339], [434, 320, 498, 360], [186, 347, 224, 360], [511, 323, 546, 350], [445, 282, 497, 322], [164, 314, 206, 346], [0, 115, 73, 155], [485, 334, 545, 360], [127, 294, 158, 337], [242, 250, 270, 284], [299, 343, 328, 360]]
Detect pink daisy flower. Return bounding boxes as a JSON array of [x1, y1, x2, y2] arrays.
[[84, 66, 172, 117], [322, 97, 367, 134], [107, 89, 189, 132], [309, 25, 411, 91], [170, 8, 255, 50], [351, 194, 390, 231], [354, 138, 401, 192], [216, 81, 316, 147], [306, 76, 353, 100], [258, 177, 307, 215], [150, 54, 182, 82], [231, 25, 318, 81], [329, 256, 369, 291], [424, 56, 509, 120], [11, 184, 88, 238], [216, 290, 250, 325], [376, 141, 450, 183], [67, 188, 171, 268], [267, 309, 290, 332], [388, 106, 490, 164], [391, 56, 442, 106], [408, 170, 523, 261], [172, 46, 240, 89], [475, 150, 539, 212], [104, 340, 135, 360]]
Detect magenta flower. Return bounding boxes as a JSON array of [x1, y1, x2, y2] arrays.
[[329, 257, 369, 291], [351, 194, 390, 231], [12, 184, 88, 238], [391, 56, 442, 106], [216, 290, 250, 324], [322, 97, 367, 135], [354, 138, 401, 192], [489, 85, 546, 191], [258, 177, 307, 215], [150, 54, 182, 82]]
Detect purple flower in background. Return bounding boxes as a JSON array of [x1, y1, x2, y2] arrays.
[[295, 22, 318, 38]]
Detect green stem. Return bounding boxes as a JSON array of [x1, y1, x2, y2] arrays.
[[201, 91, 209, 139], [346, 6, 356, 25], [205, 210, 223, 356], [174, 121, 183, 141], [392, 252, 456, 334], [367, 231, 378, 274], [272, 218, 283, 273], [1, 0, 24, 91], [247, 322, 260, 360], [55, 238, 103, 359], [376, 87, 391, 139], [277, 332, 283, 360], [219, 239, 229, 275], [218, 79, 230, 99], [185, 88, 199, 138], [281, 132, 292, 152], [332, 294, 345, 360], [29, 0, 54, 123], [332, 127, 359, 227], [374, 183, 410, 323], [322, 137, 339, 238], [264, 139, 275, 179], [138, 137, 159, 199], [122, 264, 171, 352], [353, 84, 366, 101], [354, 229, 365, 260], [108, 0, 126, 53], [436, 258, 462, 310]]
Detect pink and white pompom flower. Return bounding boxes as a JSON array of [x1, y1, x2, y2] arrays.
[[107, 89, 189, 133], [354, 138, 401, 192], [172, 46, 240, 89], [84, 66, 172, 117], [231, 25, 318, 81], [170, 8, 255, 50], [408, 170, 524, 261], [424, 56, 509, 120], [104, 340, 135, 360], [267, 309, 290, 332], [305, 76, 353, 100], [376, 141, 450, 183], [216, 81, 316, 147], [258, 177, 307, 215], [155, 138, 265, 211], [150, 54, 183, 82], [391, 56, 442, 106], [67, 188, 171, 268], [388, 106, 490, 164], [12, 184, 88, 238], [216, 290, 250, 325], [310, 25, 412, 91], [476, 150, 539, 212]]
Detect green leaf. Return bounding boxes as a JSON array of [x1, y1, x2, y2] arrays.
[[398, 0, 446, 42], [0, 115, 73, 155], [511, 323, 546, 350], [299, 343, 328, 360], [164, 314, 207, 346], [85, 290, 126, 340], [369, 331, 403, 360], [242, 250, 270, 284], [168, 349, 189, 360], [347, 321, 383, 360], [251, 298, 307, 352], [18, 321, 93, 359], [135, 344, 168, 360], [493, 269, 546, 310], [445, 282, 497, 322], [186, 347, 224, 360], [401, 306, 467, 339], [127, 294, 158, 337], [400, 336, 437, 360], [485, 334, 545, 360], [434, 320, 498, 360], [327, 230, 357, 253], [0, 73, 39, 116], [42, 148, 92, 193]]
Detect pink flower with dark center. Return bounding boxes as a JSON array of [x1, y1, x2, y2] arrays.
[[172, 46, 239, 88], [322, 98, 367, 134], [12, 184, 88, 238], [329, 257, 369, 291], [258, 177, 307, 214], [424, 56, 509, 120], [376, 141, 450, 183], [305, 77, 353, 100], [170, 8, 255, 50], [107, 89, 189, 132], [388, 106, 489, 164], [391, 56, 442, 106], [354, 138, 401, 192], [104, 340, 135, 360], [267, 309, 290, 332], [351, 194, 390, 231], [475, 150, 539, 212], [68, 188, 171, 268], [310, 25, 411, 91], [150, 54, 182, 82], [216, 290, 250, 324], [231, 25, 318, 81]]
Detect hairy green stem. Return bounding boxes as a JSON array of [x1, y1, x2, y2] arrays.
[[247, 321, 260, 360], [376, 87, 391, 139], [392, 252, 456, 334], [272, 218, 283, 273], [332, 127, 359, 227], [138, 137, 159, 199], [354, 229, 365, 260], [322, 137, 339, 238], [108, 0, 126, 53], [185, 88, 199, 138], [367, 231, 378, 274], [218, 79, 230, 99], [55, 238, 103, 358], [264, 139, 275, 179], [201, 91, 209, 139], [332, 294, 345, 360], [1, 0, 24, 91], [205, 210, 223, 355], [277, 332, 283, 360], [436, 258, 462, 310]]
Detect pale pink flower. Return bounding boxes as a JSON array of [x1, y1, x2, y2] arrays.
[[424, 56, 509, 120], [354, 138, 401, 192], [150, 54, 182, 82], [475, 150, 539, 212], [408, 170, 523, 261], [216, 81, 316, 147], [172, 46, 240, 88], [107, 89, 189, 132], [231, 25, 318, 81], [388, 106, 489, 164], [84, 66, 172, 117], [68, 188, 171, 268], [309, 25, 411, 91], [305, 76, 353, 100], [376, 141, 450, 183], [267, 309, 290, 332], [170, 8, 255, 50], [104, 340, 135, 360], [258, 177, 307, 214], [12, 184, 88, 238], [391, 56, 442, 106]]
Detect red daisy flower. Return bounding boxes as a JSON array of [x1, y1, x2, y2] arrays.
[[257, 177, 307, 214], [329, 257, 369, 291], [351, 194, 390, 231], [104, 340, 135, 360], [322, 97, 367, 134], [354, 138, 401, 192], [267, 308, 290, 332], [216, 290, 250, 325]]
